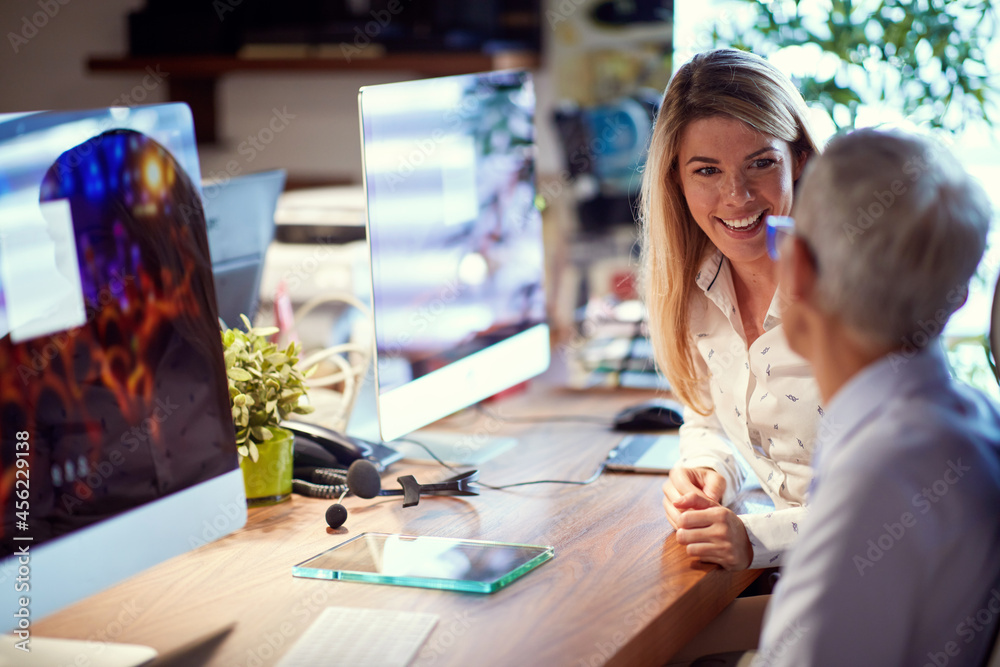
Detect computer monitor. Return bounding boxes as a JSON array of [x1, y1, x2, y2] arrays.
[[0, 104, 246, 639], [203, 168, 286, 329], [359, 70, 550, 444]]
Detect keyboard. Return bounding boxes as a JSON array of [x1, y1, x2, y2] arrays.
[[275, 607, 439, 667]]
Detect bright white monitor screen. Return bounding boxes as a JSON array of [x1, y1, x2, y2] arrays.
[[0, 103, 246, 633], [359, 70, 549, 442]]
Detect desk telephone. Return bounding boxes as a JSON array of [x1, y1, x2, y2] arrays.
[[285, 419, 403, 501], [284, 419, 381, 468]]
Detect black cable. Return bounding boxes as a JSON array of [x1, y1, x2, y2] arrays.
[[472, 403, 612, 426], [393, 437, 607, 490], [479, 462, 607, 490], [293, 479, 348, 499], [292, 467, 348, 499]]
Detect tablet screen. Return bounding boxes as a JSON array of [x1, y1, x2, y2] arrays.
[[292, 532, 553, 594]]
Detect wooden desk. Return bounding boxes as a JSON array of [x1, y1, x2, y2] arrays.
[[34, 385, 759, 666]]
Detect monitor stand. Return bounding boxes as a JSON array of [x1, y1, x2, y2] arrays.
[[1, 635, 156, 666], [393, 431, 517, 466]]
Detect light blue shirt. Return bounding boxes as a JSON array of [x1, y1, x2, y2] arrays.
[[756, 344, 1000, 666]]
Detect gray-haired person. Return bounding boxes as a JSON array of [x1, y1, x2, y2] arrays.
[[755, 127, 1000, 666]]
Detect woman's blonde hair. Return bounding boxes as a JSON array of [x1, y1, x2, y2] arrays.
[[638, 49, 820, 415]]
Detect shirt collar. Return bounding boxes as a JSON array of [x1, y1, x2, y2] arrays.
[[694, 249, 784, 333], [695, 249, 725, 294], [762, 289, 784, 332], [813, 342, 952, 474]]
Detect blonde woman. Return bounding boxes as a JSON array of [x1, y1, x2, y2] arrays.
[[640, 49, 822, 571]]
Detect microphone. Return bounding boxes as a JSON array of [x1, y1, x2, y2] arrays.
[[346, 460, 479, 507], [325, 460, 481, 527], [345, 459, 383, 500], [325, 496, 348, 530]]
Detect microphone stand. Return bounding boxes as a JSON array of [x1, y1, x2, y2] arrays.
[[379, 470, 480, 507]]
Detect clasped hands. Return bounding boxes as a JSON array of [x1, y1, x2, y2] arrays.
[[662, 467, 753, 571]]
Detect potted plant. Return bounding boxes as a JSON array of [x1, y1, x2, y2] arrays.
[[222, 315, 314, 506]]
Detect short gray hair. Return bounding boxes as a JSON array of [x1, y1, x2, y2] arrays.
[[793, 127, 992, 348]]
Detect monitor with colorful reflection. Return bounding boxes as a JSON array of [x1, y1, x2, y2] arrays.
[[0, 104, 245, 631]]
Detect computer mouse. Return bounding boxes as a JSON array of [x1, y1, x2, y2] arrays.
[[283, 419, 374, 468], [612, 398, 684, 432]]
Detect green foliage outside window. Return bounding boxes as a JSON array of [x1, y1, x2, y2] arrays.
[[709, 0, 998, 132], [710, 0, 1000, 396]]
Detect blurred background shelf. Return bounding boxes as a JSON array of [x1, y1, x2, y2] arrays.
[[86, 51, 540, 143]]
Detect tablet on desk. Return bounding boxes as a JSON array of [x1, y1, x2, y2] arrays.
[[604, 434, 681, 473], [293, 533, 553, 594]]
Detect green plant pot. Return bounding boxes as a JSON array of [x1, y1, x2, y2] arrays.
[[240, 426, 294, 507]]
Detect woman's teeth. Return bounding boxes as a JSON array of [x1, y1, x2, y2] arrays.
[[721, 211, 763, 230]]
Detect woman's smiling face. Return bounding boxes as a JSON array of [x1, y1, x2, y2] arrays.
[[676, 115, 804, 268]]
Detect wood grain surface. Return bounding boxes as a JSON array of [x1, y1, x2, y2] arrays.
[[33, 384, 759, 666]]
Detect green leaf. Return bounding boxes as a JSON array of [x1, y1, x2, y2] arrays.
[[265, 353, 289, 366], [252, 326, 281, 337], [247, 441, 260, 463], [221, 319, 312, 448], [227, 367, 252, 382], [251, 426, 273, 443]]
